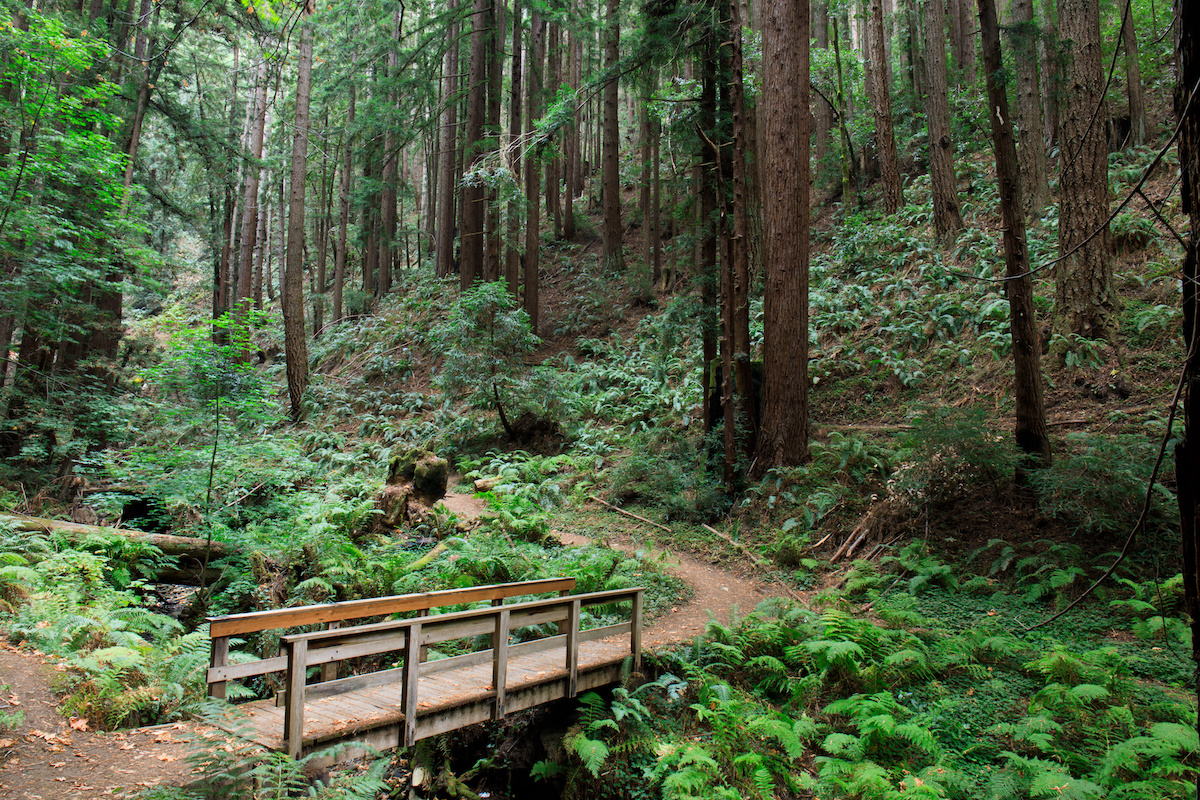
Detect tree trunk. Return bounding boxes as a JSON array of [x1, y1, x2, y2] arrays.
[[1054, 0, 1114, 345], [601, 0, 623, 274], [1173, 0, 1200, 776], [813, 1, 833, 171], [436, 4, 461, 278], [283, 5, 314, 423], [867, 0, 903, 213], [236, 56, 269, 334], [923, 0, 963, 237], [958, 0, 977, 83], [1011, 0, 1051, 217], [333, 90, 355, 324], [1040, 0, 1059, 145], [486, 0, 504, 282], [755, 0, 810, 476], [1121, 0, 1146, 147], [379, 11, 401, 298], [978, 0, 1052, 468], [730, 0, 756, 460], [564, 6, 580, 242], [506, 0, 523, 297], [832, 12, 861, 209], [524, 11, 545, 331], [461, 0, 489, 289], [545, 21, 562, 240]]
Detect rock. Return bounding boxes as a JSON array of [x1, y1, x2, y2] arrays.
[[473, 477, 498, 492], [387, 450, 448, 506]]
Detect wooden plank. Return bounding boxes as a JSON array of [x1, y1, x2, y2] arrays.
[[631, 591, 643, 673], [208, 578, 577, 637], [401, 620, 421, 747], [493, 609, 509, 720], [566, 598, 580, 698], [320, 621, 340, 682], [302, 665, 406, 700], [283, 638, 308, 759], [207, 654, 287, 683], [208, 636, 229, 700]]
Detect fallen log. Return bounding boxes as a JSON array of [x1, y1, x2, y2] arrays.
[[0, 513, 232, 558]]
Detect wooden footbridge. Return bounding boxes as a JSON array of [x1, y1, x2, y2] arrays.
[[206, 578, 643, 759]]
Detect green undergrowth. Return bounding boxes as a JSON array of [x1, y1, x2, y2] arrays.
[[534, 571, 1196, 800]]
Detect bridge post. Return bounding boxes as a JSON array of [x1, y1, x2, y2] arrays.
[[401, 621, 421, 747], [283, 638, 308, 759], [208, 635, 229, 700], [565, 598, 581, 698], [492, 609, 509, 719], [631, 591, 643, 674]]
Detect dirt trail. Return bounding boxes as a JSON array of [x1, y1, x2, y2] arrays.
[[0, 643, 202, 799]]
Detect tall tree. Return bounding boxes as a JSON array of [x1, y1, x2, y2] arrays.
[[461, 0, 490, 288], [1172, 0, 1200, 768], [754, 0, 810, 475], [600, 0, 623, 273], [1120, 0, 1146, 147], [978, 0, 1052, 468], [505, 0, 523, 296], [436, 4, 461, 278], [333, 89, 355, 324], [867, 0, 903, 213], [523, 10, 545, 331], [1054, 0, 1114, 344], [922, 0, 963, 237], [812, 0, 833, 167], [235, 54, 269, 340], [1011, 0, 1051, 217], [283, 2, 315, 423]]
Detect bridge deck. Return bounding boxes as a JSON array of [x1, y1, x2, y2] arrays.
[[234, 638, 629, 754]]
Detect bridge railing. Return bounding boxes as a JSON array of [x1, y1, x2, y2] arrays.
[[205, 577, 577, 700], [277, 587, 644, 756]]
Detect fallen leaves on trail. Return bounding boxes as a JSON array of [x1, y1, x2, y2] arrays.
[[0, 738, 14, 748], [68, 716, 89, 731], [28, 729, 72, 746]]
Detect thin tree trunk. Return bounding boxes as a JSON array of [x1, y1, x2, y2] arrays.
[[236, 56, 269, 330], [730, 0, 756, 460], [600, 0, 623, 273], [545, 20, 562, 239], [333, 90, 355, 323], [1054, 0, 1113, 344], [505, 0, 523, 297], [867, 0, 903, 213], [812, 1, 832, 168], [436, 4, 461, 278], [564, 7, 580, 241], [923, 0, 963, 237], [486, 0, 504, 281], [1121, 0, 1146, 147], [283, 6, 314, 423], [979, 0, 1052, 468], [524, 10, 544, 331], [461, 0, 488, 288], [1012, 0, 1051, 216]]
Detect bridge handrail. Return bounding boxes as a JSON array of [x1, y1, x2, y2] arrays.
[[206, 577, 576, 699], [278, 587, 644, 756]]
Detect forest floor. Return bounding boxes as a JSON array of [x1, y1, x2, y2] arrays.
[[0, 642, 205, 799]]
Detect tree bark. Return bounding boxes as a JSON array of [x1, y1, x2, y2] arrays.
[[461, 0, 489, 289], [813, 0, 832, 167], [730, 0, 756, 461], [283, 6, 314, 423], [923, 0, 963, 237], [523, 11, 545, 331], [333, 90, 354, 324], [1054, 0, 1114, 344], [978, 0, 1052, 468], [1121, 0, 1146, 147], [755, 0, 810, 476], [1173, 0, 1200, 777], [545, 20, 562, 240], [436, 4, 461, 278], [601, 0, 623, 274], [867, 0, 903, 213], [505, 0, 523, 297], [236, 55, 269, 331], [1011, 0, 1051, 217], [564, 6, 581, 242]]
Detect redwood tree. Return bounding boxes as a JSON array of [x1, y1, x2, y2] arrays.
[[600, 0, 623, 273], [754, 0, 810, 475], [1054, 0, 1114, 344]]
